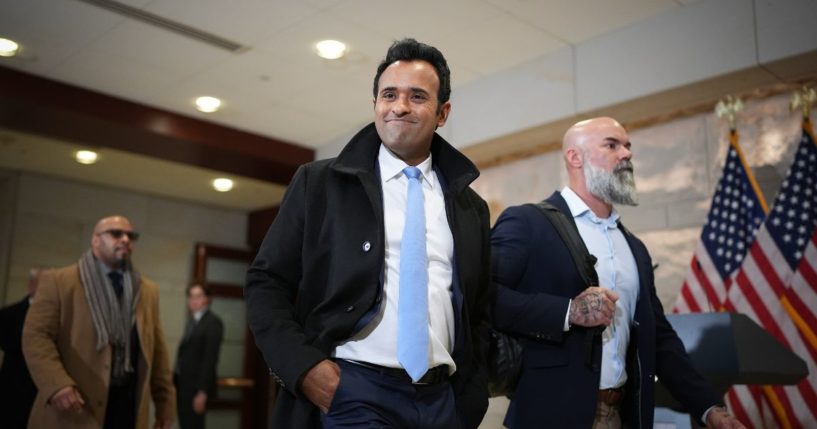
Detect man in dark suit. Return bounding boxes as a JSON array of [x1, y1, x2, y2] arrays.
[[0, 268, 42, 429], [492, 117, 745, 429], [246, 38, 492, 429], [174, 284, 224, 429]]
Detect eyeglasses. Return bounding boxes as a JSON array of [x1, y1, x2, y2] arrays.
[[99, 229, 140, 241]]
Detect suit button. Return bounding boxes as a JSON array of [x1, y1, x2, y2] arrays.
[[362, 241, 371, 252], [345, 305, 355, 312]]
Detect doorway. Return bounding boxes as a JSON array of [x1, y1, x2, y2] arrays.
[[191, 242, 270, 429]]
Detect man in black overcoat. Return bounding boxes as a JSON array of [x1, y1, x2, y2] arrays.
[[246, 38, 492, 429]]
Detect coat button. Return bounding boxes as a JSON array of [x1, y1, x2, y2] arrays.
[[362, 241, 371, 252], [345, 305, 355, 312]]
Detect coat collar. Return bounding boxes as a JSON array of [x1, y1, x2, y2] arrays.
[[330, 122, 480, 194]]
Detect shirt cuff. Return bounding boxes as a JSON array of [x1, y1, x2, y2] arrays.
[[701, 405, 724, 425], [563, 299, 572, 331]]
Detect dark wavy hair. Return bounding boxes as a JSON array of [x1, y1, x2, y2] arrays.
[[372, 38, 451, 108], [186, 283, 213, 298]]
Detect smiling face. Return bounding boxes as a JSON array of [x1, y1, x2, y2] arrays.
[[91, 216, 136, 269], [373, 60, 451, 166]]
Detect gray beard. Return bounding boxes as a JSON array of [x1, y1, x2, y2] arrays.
[[584, 159, 639, 206]]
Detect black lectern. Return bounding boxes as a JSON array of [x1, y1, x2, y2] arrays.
[[655, 312, 808, 421]]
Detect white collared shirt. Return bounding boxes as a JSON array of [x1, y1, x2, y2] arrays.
[[334, 145, 457, 374], [561, 186, 639, 389]]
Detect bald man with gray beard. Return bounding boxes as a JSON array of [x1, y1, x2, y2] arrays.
[[491, 118, 744, 429]]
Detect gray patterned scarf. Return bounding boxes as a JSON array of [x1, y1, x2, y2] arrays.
[[77, 249, 141, 385]]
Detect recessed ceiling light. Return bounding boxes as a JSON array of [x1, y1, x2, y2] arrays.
[[0, 38, 20, 57], [212, 178, 234, 192], [195, 96, 222, 113], [75, 150, 98, 165], [315, 40, 346, 60]]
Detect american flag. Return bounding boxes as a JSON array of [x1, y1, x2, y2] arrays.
[[673, 130, 767, 314], [724, 119, 817, 428]]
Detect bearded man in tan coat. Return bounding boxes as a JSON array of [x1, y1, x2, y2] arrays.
[[23, 215, 175, 429]]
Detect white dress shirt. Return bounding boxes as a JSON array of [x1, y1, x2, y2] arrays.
[[561, 187, 639, 389], [334, 145, 457, 374]]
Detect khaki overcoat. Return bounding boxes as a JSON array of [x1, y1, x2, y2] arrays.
[[23, 264, 175, 429]]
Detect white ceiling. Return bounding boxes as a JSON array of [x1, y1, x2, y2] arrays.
[[0, 0, 698, 210]]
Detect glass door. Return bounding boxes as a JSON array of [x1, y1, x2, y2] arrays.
[[192, 243, 270, 429]]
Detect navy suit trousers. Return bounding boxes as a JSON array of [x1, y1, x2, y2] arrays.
[[321, 360, 461, 429]]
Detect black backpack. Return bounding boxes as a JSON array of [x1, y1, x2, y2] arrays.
[[487, 200, 601, 397]]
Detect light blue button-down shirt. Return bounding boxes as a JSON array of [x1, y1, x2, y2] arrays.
[[561, 187, 639, 389]]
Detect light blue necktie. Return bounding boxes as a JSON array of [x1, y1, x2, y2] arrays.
[[398, 166, 429, 382]]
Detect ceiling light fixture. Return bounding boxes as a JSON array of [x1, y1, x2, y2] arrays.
[[0, 38, 20, 57], [195, 96, 222, 113], [315, 40, 346, 60], [75, 150, 99, 165], [212, 178, 234, 192]]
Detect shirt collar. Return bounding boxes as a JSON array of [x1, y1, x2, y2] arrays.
[[561, 186, 620, 228], [96, 259, 126, 277], [378, 144, 435, 189], [193, 308, 207, 322]]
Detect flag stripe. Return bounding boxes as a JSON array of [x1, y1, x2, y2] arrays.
[[742, 229, 796, 302], [793, 379, 817, 422], [696, 245, 729, 309], [727, 386, 760, 428], [687, 257, 712, 310], [731, 266, 788, 347], [677, 282, 699, 313]]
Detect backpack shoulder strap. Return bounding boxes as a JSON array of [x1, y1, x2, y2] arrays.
[[531, 200, 603, 369], [530, 201, 598, 287]]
